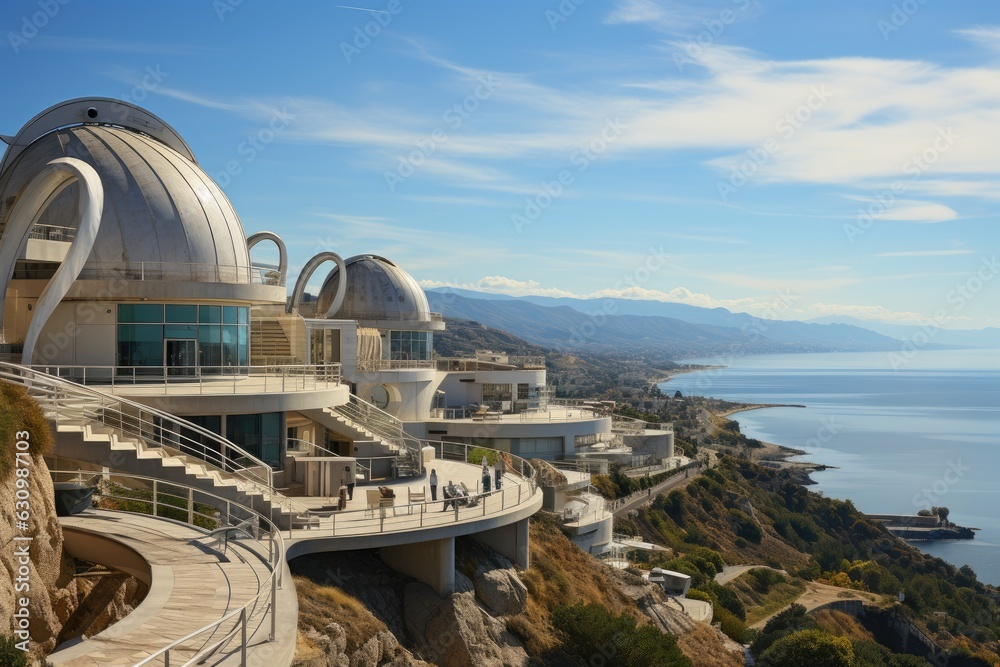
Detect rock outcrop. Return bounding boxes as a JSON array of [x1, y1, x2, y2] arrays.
[[403, 583, 528, 667], [473, 566, 527, 617]]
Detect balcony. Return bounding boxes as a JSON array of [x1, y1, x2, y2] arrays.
[[435, 354, 546, 372]]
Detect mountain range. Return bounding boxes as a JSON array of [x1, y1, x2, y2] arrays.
[[425, 288, 927, 358]]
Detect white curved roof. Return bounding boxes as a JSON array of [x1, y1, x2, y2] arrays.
[[0, 124, 250, 283], [316, 254, 433, 323]]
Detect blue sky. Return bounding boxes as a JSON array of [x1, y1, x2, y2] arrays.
[[2, 0, 999, 328]]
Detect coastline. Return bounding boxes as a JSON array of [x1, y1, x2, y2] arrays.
[[709, 402, 832, 485]]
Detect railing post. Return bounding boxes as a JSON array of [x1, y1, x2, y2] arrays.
[[270, 572, 277, 641], [188, 488, 194, 525], [153, 479, 159, 517], [240, 608, 247, 665]]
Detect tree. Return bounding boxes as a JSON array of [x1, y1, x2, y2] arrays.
[[758, 629, 854, 667], [932, 506, 950, 525], [674, 390, 683, 398]]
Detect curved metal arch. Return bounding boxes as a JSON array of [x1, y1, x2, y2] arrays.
[[0, 158, 105, 363], [1, 97, 196, 174], [288, 252, 347, 316], [247, 231, 288, 285]]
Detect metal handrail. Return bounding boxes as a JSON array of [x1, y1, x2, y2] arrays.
[[26, 362, 341, 394], [0, 363, 275, 493], [72, 261, 285, 286], [356, 358, 436, 371], [50, 469, 286, 667]]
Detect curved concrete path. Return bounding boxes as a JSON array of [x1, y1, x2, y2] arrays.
[[48, 510, 294, 667]]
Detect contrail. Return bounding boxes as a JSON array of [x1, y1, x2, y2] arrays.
[[336, 5, 391, 14]]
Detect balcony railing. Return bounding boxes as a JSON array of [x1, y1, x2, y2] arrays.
[[71, 261, 285, 286], [29, 363, 342, 394], [28, 223, 77, 242], [356, 358, 436, 372], [435, 355, 546, 371]]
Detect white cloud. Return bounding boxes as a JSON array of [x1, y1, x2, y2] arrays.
[[845, 196, 959, 223]]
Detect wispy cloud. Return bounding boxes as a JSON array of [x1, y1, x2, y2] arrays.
[[845, 196, 959, 223], [874, 250, 974, 257]]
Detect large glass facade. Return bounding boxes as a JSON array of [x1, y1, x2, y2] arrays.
[[118, 304, 249, 370], [388, 330, 431, 360], [228, 412, 283, 467]]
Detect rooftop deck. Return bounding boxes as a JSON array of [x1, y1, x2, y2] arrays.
[[284, 458, 542, 552], [428, 405, 609, 425]]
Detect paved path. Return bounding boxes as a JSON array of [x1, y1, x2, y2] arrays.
[[714, 565, 785, 586], [611, 463, 706, 516], [49, 510, 287, 667], [748, 581, 879, 630]]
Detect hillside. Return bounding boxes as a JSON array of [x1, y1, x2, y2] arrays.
[[291, 514, 743, 667], [615, 458, 1000, 665], [432, 317, 548, 357], [427, 291, 903, 357]]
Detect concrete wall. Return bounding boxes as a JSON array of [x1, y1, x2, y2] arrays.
[[623, 430, 674, 462], [381, 536, 455, 597]]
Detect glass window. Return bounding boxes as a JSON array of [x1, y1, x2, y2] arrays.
[[238, 307, 248, 324], [228, 412, 283, 467], [237, 326, 248, 366], [118, 324, 163, 366], [199, 325, 221, 368], [518, 383, 530, 400], [165, 305, 197, 323], [222, 326, 238, 366], [164, 324, 197, 339], [223, 306, 238, 324], [118, 304, 163, 323], [199, 305, 221, 323]]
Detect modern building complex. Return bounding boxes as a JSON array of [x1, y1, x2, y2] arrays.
[[0, 98, 675, 665]]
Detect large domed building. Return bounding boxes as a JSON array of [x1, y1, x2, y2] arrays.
[[0, 98, 285, 368]]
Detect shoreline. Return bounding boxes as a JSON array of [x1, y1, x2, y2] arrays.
[[649, 364, 727, 385]]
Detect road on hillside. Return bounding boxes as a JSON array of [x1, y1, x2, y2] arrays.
[[611, 461, 707, 516]]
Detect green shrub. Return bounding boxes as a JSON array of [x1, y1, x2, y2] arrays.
[[466, 447, 499, 466], [758, 629, 854, 667], [0, 635, 29, 667], [551, 603, 690, 667]]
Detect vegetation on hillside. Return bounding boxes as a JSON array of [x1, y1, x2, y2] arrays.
[[615, 458, 1000, 663], [0, 381, 53, 475]]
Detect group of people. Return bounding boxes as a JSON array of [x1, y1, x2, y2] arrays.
[[340, 456, 509, 513]]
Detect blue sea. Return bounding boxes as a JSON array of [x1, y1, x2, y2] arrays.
[[660, 349, 1000, 586]]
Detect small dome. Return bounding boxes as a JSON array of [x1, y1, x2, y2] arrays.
[[316, 255, 432, 322], [0, 124, 250, 283]]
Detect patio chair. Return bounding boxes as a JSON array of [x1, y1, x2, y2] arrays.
[[366, 489, 381, 517], [408, 486, 426, 514], [471, 405, 489, 421]]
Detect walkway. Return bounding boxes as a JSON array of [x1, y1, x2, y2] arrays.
[[748, 581, 880, 630], [49, 510, 290, 667]]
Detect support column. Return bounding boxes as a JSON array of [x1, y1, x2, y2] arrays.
[[473, 517, 529, 569], [380, 536, 455, 597]]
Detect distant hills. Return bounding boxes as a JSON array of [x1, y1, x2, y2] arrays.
[[426, 289, 917, 358], [806, 315, 1000, 349]]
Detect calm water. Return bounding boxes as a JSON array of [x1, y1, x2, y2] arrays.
[[661, 349, 1000, 586]]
